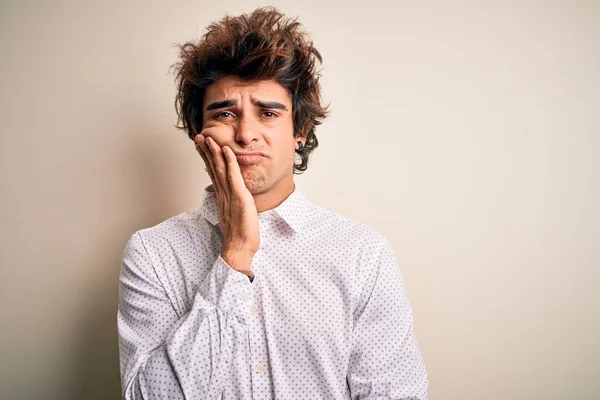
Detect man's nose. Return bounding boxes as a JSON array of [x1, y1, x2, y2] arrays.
[[234, 114, 260, 146]]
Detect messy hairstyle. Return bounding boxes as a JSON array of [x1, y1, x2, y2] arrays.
[[172, 6, 329, 173]]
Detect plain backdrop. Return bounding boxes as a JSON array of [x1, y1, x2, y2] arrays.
[[1, 1, 598, 399]]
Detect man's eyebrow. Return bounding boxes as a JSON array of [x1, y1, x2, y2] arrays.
[[206, 100, 237, 111], [205, 98, 289, 111], [251, 98, 288, 111]]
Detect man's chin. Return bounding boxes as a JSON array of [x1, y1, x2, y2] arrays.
[[241, 172, 268, 194]]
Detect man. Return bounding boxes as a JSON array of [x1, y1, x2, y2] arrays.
[[117, 6, 428, 399]]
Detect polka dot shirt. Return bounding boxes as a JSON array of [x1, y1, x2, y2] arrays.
[[117, 183, 428, 399]]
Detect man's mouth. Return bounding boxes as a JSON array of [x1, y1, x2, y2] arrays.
[[235, 154, 265, 165]]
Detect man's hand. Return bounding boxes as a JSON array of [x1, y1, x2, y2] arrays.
[[194, 130, 259, 279]]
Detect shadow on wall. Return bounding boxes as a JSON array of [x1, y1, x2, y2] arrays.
[[67, 130, 187, 400]]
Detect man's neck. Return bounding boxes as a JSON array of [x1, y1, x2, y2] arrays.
[[253, 179, 295, 214]]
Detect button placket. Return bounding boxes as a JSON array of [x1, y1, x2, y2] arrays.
[[245, 250, 269, 392]]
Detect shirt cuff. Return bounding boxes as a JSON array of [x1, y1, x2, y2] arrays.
[[196, 254, 255, 322]]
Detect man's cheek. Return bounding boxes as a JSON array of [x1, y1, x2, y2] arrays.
[[201, 125, 235, 143]]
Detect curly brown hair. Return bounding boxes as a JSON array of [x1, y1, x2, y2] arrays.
[[172, 6, 329, 174]]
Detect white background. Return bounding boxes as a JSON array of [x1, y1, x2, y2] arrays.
[[1, 1, 598, 399]]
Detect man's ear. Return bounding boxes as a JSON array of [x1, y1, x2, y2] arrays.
[[294, 126, 307, 142]]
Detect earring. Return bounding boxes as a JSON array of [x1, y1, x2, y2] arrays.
[[296, 141, 304, 153]]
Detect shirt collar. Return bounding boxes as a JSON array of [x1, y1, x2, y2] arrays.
[[199, 183, 309, 233]]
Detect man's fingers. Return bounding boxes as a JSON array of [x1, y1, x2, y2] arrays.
[[222, 146, 246, 197], [197, 137, 218, 184], [196, 142, 217, 185], [197, 135, 225, 199], [205, 136, 231, 197], [196, 136, 219, 188], [196, 134, 250, 206]]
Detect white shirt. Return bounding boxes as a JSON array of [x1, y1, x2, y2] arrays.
[[117, 183, 428, 399]]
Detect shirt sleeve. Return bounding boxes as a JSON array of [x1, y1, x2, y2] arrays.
[[347, 239, 429, 400], [117, 232, 254, 399]]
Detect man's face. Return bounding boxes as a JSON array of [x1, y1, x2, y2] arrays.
[[201, 75, 297, 194]]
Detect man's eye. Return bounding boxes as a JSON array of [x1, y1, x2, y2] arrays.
[[215, 111, 234, 119], [262, 111, 277, 118]]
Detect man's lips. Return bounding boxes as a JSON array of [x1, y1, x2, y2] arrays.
[[234, 152, 266, 165]]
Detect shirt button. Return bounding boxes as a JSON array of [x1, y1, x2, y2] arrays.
[[255, 364, 264, 373], [222, 355, 232, 363], [240, 293, 251, 302], [251, 303, 259, 313]]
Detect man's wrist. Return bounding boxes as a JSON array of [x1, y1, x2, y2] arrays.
[[221, 247, 255, 280], [239, 269, 255, 282]]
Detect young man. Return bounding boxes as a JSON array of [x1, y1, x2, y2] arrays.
[[118, 6, 428, 399]]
